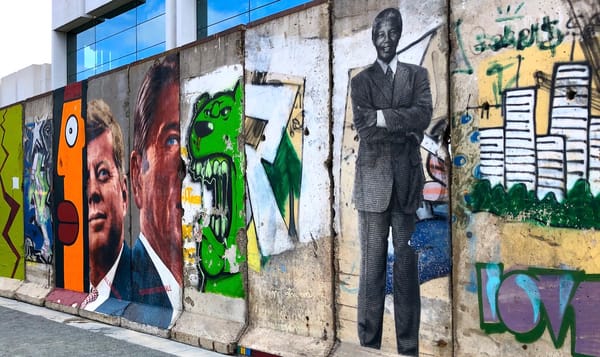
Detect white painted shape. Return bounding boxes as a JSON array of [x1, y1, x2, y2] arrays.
[[421, 134, 439, 155], [550, 107, 589, 119], [246, 147, 294, 256], [246, 20, 331, 242], [245, 84, 297, 163]]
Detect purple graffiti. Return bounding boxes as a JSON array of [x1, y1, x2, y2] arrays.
[[477, 263, 600, 356]]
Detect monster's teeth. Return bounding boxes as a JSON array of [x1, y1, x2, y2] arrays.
[[193, 161, 202, 178], [221, 161, 228, 177], [213, 160, 221, 176], [205, 160, 213, 178]]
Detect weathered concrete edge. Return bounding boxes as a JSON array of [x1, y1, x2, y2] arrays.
[[0, 277, 23, 299], [238, 326, 335, 357], [171, 310, 245, 355], [14, 281, 51, 306], [78, 308, 121, 326], [120, 316, 171, 339], [330, 341, 407, 357]]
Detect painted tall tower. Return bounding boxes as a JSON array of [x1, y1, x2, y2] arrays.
[[503, 88, 537, 191], [548, 62, 592, 191], [479, 128, 505, 188]]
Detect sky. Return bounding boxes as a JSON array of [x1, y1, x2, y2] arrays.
[[0, 1, 52, 79]]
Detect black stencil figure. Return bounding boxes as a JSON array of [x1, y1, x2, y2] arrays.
[[350, 8, 433, 356]]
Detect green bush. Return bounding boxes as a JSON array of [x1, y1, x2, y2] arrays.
[[468, 179, 600, 229]]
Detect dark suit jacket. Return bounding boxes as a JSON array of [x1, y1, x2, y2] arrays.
[[95, 242, 132, 316], [351, 60, 432, 213], [122, 237, 174, 328]]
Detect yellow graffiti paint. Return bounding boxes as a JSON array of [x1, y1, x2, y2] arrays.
[[501, 222, 600, 272], [182, 186, 202, 205], [247, 218, 261, 272], [183, 246, 196, 265], [477, 41, 591, 134], [182, 223, 193, 240]]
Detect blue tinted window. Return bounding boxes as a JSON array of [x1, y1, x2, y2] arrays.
[[67, 0, 166, 82], [67, 0, 315, 82], [137, 15, 165, 50], [208, 1, 250, 24], [206, 13, 248, 35], [249, 0, 312, 21], [137, 42, 165, 60], [201, 0, 313, 37], [137, 0, 166, 23], [76, 27, 95, 50], [75, 45, 96, 73], [96, 53, 136, 74], [96, 7, 136, 41], [96, 27, 136, 66], [76, 68, 95, 82]]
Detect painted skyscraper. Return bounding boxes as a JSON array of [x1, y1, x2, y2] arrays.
[[503, 88, 537, 191], [479, 128, 505, 188], [548, 62, 592, 190], [589, 116, 600, 196], [478, 61, 597, 202], [536, 136, 566, 200]]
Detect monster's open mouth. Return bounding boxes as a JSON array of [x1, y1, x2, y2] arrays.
[[189, 154, 232, 243]]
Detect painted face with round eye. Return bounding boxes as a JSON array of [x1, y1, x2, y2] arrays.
[[65, 115, 79, 147], [56, 97, 86, 292]]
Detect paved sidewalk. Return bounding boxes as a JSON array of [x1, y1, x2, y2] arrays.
[[0, 297, 225, 357]]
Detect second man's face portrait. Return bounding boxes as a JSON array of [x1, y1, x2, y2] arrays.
[[87, 129, 127, 283], [372, 18, 401, 64], [135, 81, 183, 282]]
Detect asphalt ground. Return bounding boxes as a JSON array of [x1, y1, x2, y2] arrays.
[[0, 297, 225, 357]]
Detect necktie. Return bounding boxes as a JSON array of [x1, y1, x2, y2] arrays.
[[386, 67, 394, 84], [81, 286, 99, 308]]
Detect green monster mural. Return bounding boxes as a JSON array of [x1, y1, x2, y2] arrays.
[[187, 80, 245, 297]]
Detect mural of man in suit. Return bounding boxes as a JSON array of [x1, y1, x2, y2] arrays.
[[83, 99, 131, 312], [350, 8, 432, 356], [126, 54, 184, 328]]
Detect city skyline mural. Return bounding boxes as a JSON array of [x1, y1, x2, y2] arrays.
[[467, 26, 600, 229]]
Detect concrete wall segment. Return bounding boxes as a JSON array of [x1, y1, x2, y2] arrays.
[[173, 31, 247, 351], [451, 0, 600, 355], [240, 2, 335, 355], [333, 0, 452, 355]]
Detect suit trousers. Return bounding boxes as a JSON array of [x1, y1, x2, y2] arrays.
[[357, 205, 420, 355]]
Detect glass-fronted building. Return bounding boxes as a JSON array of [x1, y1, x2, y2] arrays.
[[56, 0, 312, 84]]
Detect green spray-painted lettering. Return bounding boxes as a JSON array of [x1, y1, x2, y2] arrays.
[[474, 16, 564, 55]]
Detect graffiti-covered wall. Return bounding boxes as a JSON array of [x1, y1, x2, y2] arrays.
[[0, 104, 24, 280], [3, 0, 600, 356], [451, 0, 600, 355], [24, 95, 53, 266], [332, 0, 451, 355], [174, 30, 247, 350], [240, 4, 335, 354]]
